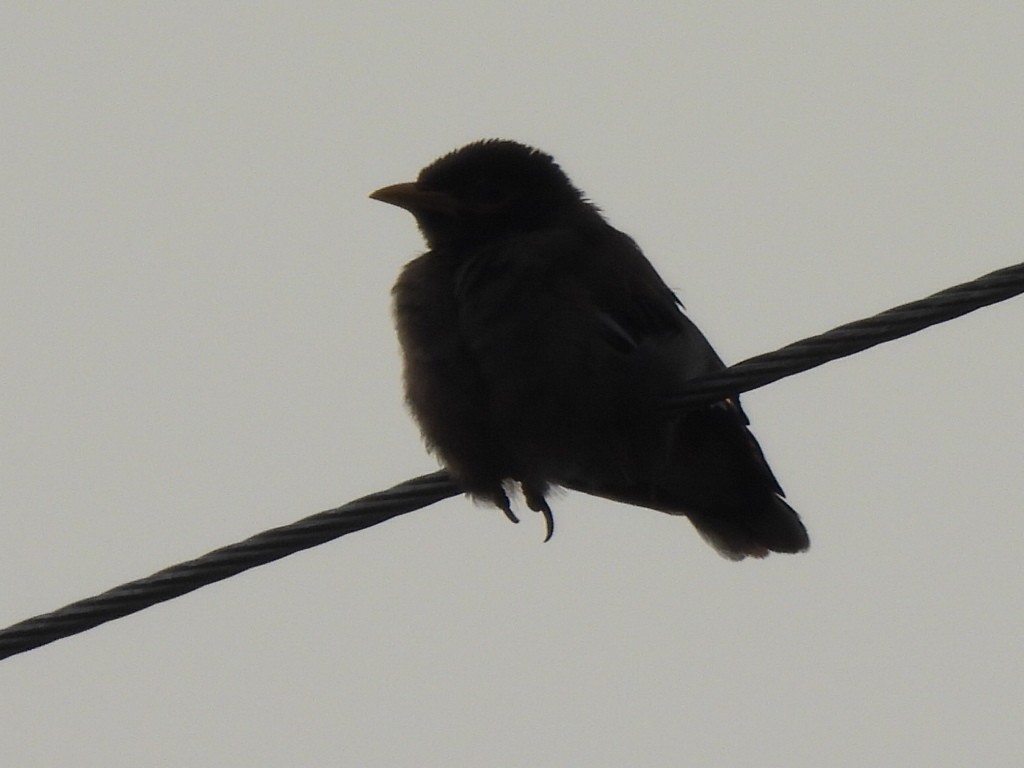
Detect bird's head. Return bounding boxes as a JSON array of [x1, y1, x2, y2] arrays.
[[370, 140, 593, 248]]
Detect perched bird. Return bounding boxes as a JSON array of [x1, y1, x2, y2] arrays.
[[371, 140, 809, 559]]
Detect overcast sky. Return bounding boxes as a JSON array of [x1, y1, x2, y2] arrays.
[[3, 4, 1023, 766]]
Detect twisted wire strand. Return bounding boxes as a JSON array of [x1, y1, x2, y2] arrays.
[[1, 261, 1022, 662], [0, 471, 460, 660], [668, 261, 1024, 409]]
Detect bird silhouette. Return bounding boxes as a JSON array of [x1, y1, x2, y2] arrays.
[[372, 140, 808, 559]]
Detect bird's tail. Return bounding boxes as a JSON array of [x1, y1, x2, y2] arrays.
[[560, 399, 810, 560], [686, 495, 809, 561]]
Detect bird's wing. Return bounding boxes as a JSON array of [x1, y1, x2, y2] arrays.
[[585, 227, 730, 376], [451, 221, 721, 377], [587, 229, 688, 344], [575, 226, 790, 501]]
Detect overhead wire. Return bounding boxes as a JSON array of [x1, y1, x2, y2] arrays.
[[2, 260, 1022, 662]]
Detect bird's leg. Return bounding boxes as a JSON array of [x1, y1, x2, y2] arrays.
[[523, 487, 555, 542]]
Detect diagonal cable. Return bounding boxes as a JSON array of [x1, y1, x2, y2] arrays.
[[667, 261, 1024, 410], [0, 471, 460, 661], [1, 261, 1022, 662]]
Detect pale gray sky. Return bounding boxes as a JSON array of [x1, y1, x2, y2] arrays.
[[2, 4, 1023, 766]]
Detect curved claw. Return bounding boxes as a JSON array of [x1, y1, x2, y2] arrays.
[[524, 489, 555, 542], [494, 490, 519, 524], [539, 505, 555, 542]]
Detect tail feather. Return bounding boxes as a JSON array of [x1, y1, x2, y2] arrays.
[[687, 495, 809, 560], [559, 399, 809, 560]]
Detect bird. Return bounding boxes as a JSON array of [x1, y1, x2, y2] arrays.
[[370, 139, 809, 559]]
